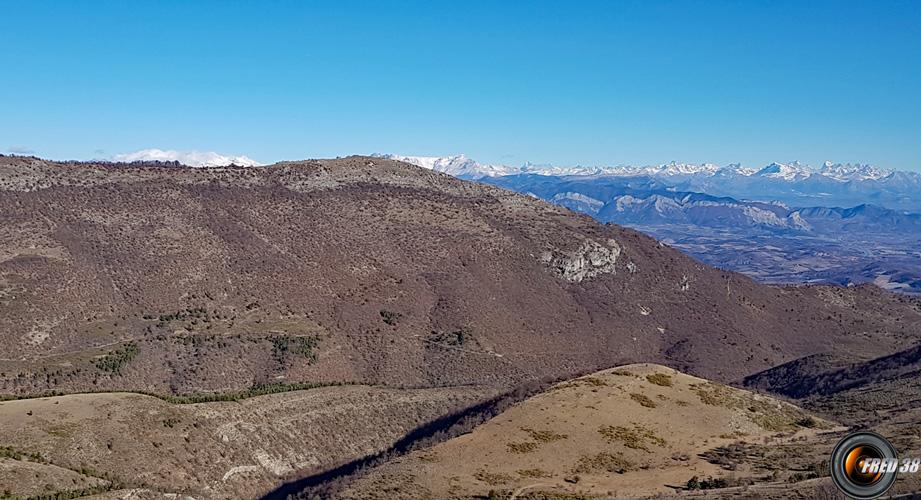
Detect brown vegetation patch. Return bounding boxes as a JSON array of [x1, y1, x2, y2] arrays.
[[646, 373, 673, 387], [516, 468, 553, 478], [598, 424, 666, 451], [511, 492, 594, 500], [521, 427, 568, 443], [573, 452, 635, 474], [507, 441, 539, 454], [474, 469, 513, 486], [630, 392, 657, 408]]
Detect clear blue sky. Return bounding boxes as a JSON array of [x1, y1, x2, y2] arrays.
[[2, 1, 920, 170]]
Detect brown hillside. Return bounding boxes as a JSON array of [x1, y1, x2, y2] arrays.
[[0, 384, 496, 499], [0, 155, 919, 397], [335, 364, 841, 499]]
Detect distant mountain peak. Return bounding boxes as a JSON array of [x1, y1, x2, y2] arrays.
[[754, 162, 813, 180], [371, 153, 516, 178], [820, 161, 892, 181]]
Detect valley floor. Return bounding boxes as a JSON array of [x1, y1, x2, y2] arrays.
[[640, 224, 921, 294]]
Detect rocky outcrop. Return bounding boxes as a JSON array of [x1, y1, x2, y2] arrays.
[[543, 239, 622, 282]]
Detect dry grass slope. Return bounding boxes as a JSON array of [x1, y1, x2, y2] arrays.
[[0, 384, 498, 499], [336, 364, 840, 499]]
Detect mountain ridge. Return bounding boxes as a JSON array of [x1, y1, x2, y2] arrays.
[[2, 155, 920, 398]]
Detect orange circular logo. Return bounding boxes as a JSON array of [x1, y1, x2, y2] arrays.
[[830, 432, 898, 499]]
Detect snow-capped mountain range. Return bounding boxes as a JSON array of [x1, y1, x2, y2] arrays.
[[114, 149, 262, 167], [375, 153, 896, 182], [376, 154, 921, 211]]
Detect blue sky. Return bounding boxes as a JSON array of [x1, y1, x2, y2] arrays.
[[2, 1, 920, 170]]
